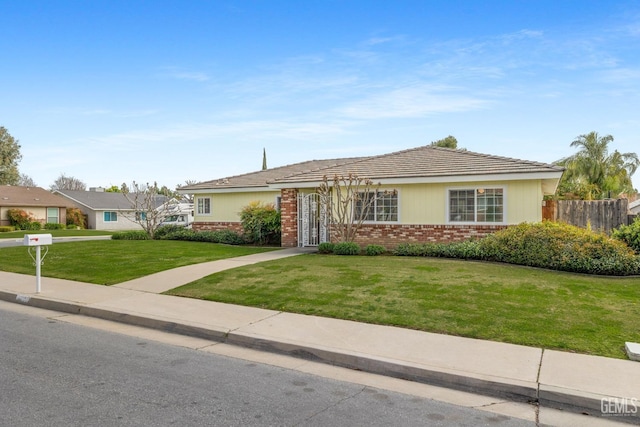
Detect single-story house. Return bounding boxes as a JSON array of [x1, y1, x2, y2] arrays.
[[178, 145, 564, 248], [54, 188, 169, 231], [630, 199, 640, 215], [0, 185, 69, 227]]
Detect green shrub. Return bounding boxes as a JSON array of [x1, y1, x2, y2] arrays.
[[6, 209, 34, 229], [478, 221, 640, 276], [364, 244, 386, 256], [0, 226, 15, 232], [393, 222, 640, 276], [240, 201, 281, 245], [111, 230, 150, 240], [44, 223, 65, 230], [156, 228, 247, 245], [612, 216, 640, 254], [66, 224, 80, 229], [333, 242, 361, 255], [66, 207, 86, 228], [318, 242, 335, 254], [154, 225, 185, 239], [394, 240, 481, 259], [24, 221, 42, 230]]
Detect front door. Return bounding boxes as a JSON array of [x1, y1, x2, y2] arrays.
[[297, 193, 328, 247]]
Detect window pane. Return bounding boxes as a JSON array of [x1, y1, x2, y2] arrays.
[[104, 211, 117, 222], [354, 192, 374, 221], [449, 190, 475, 222], [477, 189, 503, 222], [47, 208, 59, 223], [197, 198, 211, 214], [376, 192, 398, 221]]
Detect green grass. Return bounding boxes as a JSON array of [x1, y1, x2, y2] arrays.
[[0, 240, 276, 285], [0, 229, 115, 239], [166, 254, 640, 359]]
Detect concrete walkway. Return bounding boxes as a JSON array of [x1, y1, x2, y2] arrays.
[[1, 248, 639, 423]]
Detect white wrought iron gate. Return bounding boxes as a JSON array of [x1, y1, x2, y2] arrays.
[[297, 193, 328, 247]]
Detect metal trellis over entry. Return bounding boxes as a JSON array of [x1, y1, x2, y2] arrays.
[[297, 193, 329, 247]]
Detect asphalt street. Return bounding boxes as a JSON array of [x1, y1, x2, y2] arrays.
[[0, 302, 538, 427]]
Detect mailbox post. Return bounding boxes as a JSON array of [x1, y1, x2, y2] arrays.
[[23, 234, 53, 293]]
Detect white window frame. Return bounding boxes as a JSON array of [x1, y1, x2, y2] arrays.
[[104, 211, 118, 222], [353, 190, 399, 223], [47, 207, 59, 224], [446, 187, 506, 224], [197, 197, 211, 215]]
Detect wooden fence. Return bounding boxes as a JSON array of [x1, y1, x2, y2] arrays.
[[542, 198, 633, 235]]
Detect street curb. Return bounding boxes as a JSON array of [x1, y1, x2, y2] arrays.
[[225, 331, 539, 402], [2, 289, 638, 423]]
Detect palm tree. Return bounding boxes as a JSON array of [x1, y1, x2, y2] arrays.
[[555, 132, 639, 199]]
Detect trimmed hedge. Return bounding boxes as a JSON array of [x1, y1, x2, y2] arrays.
[[155, 227, 247, 245], [364, 244, 386, 256], [333, 242, 361, 255], [479, 222, 639, 276], [0, 226, 15, 232], [111, 231, 150, 240], [395, 222, 640, 276], [45, 223, 65, 230], [318, 242, 335, 254]]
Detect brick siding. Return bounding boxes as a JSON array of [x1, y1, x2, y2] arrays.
[[193, 221, 243, 233], [280, 188, 298, 247], [348, 223, 506, 249]]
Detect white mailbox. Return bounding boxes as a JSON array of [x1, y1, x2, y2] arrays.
[[23, 234, 53, 246], [23, 234, 53, 294]]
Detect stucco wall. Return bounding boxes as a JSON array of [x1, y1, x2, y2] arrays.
[[92, 210, 143, 231], [392, 180, 542, 225], [194, 191, 280, 222], [0, 206, 66, 227]]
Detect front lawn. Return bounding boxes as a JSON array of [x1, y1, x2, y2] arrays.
[[0, 240, 277, 285], [0, 229, 115, 239], [166, 254, 640, 359]]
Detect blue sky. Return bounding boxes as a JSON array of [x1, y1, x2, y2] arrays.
[[2, 0, 639, 190]]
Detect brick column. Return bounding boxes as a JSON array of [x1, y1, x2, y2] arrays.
[[280, 188, 298, 247]]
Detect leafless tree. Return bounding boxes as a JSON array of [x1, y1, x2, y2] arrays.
[[18, 173, 37, 187], [121, 181, 176, 239], [317, 173, 386, 243], [50, 173, 87, 191]]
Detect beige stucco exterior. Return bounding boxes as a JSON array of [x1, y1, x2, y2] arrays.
[[194, 191, 280, 223], [193, 179, 544, 226]]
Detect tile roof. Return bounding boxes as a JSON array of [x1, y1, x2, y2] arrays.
[[54, 189, 168, 210], [271, 145, 564, 184], [180, 157, 367, 191], [181, 145, 563, 191], [0, 186, 71, 207]]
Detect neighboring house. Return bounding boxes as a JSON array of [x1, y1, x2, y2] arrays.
[[179, 145, 564, 248], [0, 185, 70, 227], [54, 188, 169, 231], [630, 199, 640, 215]]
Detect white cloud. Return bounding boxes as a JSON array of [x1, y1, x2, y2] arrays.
[[340, 84, 489, 119]]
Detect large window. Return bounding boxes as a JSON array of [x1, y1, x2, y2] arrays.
[[449, 188, 503, 223], [197, 197, 211, 215], [354, 191, 398, 222], [104, 211, 118, 222], [47, 208, 59, 224]]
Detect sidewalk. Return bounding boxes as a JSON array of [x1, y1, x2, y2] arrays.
[[1, 248, 639, 423]]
